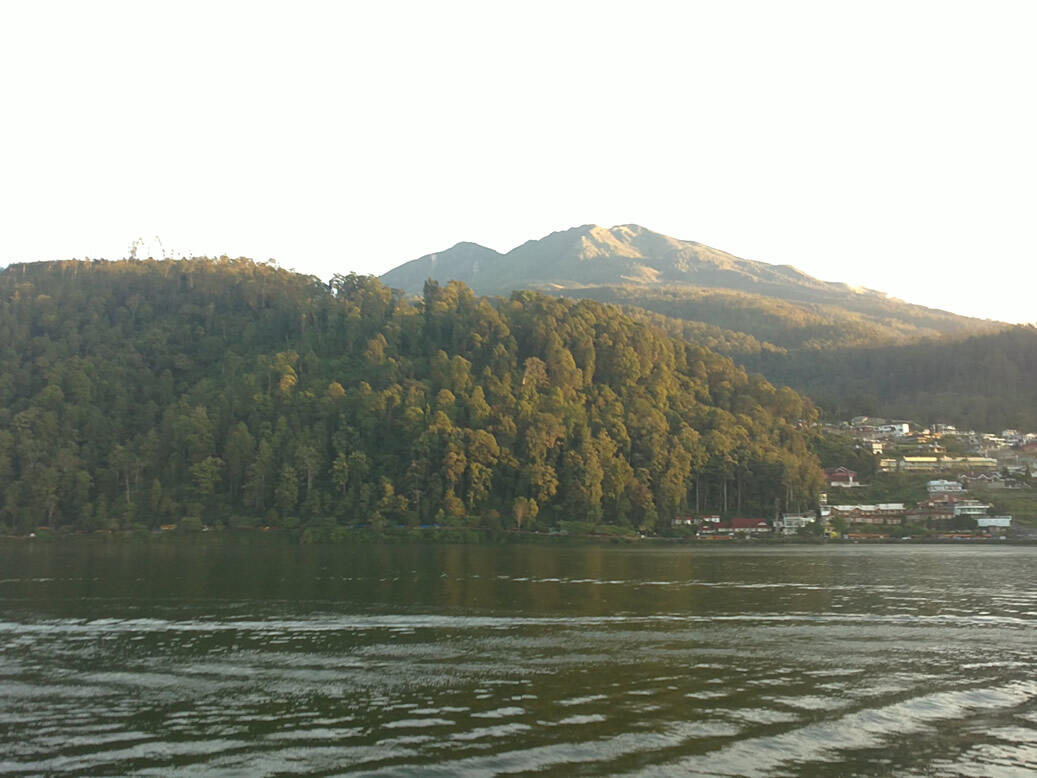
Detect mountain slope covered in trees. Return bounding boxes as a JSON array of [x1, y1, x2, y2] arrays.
[[746, 325, 1037, 431], [381, 224, 1033, 427], [0, 258, 823, 535]]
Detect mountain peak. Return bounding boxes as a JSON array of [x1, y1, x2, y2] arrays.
[[575, 225, 646, 260], [382, 223, 761, 294], [541, 223, 676, 262], [378, 223, 1000, 349], [449, 240, 494, 252]]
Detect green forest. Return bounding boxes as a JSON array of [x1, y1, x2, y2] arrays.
[[377, 223, 1032, 430], [556, 283, 993, 352], [747, 326, 1037, 431], [554, 286, 1036, 430], [0, 258, 824, 536]]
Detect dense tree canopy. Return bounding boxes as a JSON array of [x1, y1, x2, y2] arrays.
[[0, 258, 824, 534], [559, 287, 1032, 430], [557, 284, 1000, 352], [747, 326, 1037, 430]]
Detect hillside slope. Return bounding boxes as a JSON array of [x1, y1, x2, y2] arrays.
[[0, 259, 823, 534], [379, 225, 1036, 427], [746, 325, 1037, 430]]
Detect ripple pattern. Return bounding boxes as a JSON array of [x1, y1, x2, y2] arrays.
[[1, 543, 1035, 776]]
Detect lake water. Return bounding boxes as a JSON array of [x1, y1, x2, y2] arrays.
[[1, 540, 1035, 776]]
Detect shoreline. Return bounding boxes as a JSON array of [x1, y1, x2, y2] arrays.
[[2, 527, 1034, 547]]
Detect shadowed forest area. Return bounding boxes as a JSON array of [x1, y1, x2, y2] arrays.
[[0, 259, 824, 536]]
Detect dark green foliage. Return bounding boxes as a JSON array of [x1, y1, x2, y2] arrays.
[[750, 326, 1037, 430], [378, 224, 1023, 428], [558, 284, 999, 351], [809, 432, 879, 482], [0, 258, 824, 534]]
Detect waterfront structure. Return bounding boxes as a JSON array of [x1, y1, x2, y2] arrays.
[[775, 512, 816, 535], [953, 501, 993, 518], [828, 503, 907, 525]]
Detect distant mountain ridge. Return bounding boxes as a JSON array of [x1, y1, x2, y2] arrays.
[[384, 224, 859, 298], [380, 224, 1002, 348]]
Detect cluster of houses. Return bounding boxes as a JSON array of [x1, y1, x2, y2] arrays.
[[670, 472, 1019, 539], [821, 490, 1013, 534], [665, 417, 1033, 540], [671, 516, 773, 537], [840, 417, 1037, 462], [826, 464, 1029, 491], [818, 467, 1019, 534]]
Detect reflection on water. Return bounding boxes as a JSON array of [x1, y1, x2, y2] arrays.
[[0, 542, 1034, 776]]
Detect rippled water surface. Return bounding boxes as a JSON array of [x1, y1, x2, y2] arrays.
[[1, 541, 1035, 776]]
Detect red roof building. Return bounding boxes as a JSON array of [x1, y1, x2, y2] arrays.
[[825, 467, 859, 487]]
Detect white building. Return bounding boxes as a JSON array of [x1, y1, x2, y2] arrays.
[[927, 479, 965, 495], [775, 512, 816, 535], [953, 501, 993, 518], [977, 516, 1012, 528], [877, 422, 910, 437]]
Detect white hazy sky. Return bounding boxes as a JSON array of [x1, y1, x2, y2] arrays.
[[2, 1, 1034, 323]]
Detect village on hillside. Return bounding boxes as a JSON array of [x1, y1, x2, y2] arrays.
[[674, 417, 1037, 541]]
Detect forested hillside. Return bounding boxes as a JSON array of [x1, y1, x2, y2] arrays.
[[0, 259, 823, 535], [553, 284, 975, 351], [378, 224, 1035, 427], [747, 326, 1037, 431]]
